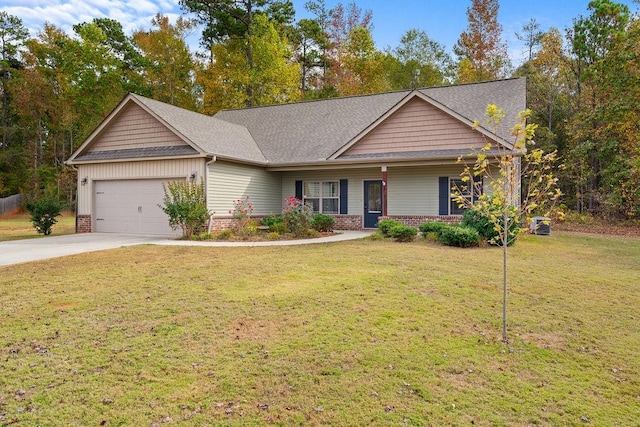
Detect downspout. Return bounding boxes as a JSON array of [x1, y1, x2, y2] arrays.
[[69, 164, 79, 233], [205, 156, 217, 233]]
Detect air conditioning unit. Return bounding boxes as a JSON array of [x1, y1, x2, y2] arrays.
[[530, 216, 551, 235]]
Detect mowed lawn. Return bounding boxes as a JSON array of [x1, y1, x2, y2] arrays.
[[0, 213, 76, 241], [1, 232, 639, 425]]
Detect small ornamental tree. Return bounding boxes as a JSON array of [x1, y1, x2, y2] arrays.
[[159, 179, 211, 238], [455, 105, 562, 343]]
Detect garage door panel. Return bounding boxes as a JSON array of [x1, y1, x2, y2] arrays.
[[94, 179, 181, 236]]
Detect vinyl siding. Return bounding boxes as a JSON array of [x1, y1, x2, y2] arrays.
[[386, 165, 469, 215], [76, 158, 206, 215], [89, 103, 188, 152], [208, 161, 282, 216], [343, 97, 486, 156], [282, 168, 382, 215]]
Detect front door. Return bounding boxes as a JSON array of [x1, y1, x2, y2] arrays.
[[363, 180, 383, 228]]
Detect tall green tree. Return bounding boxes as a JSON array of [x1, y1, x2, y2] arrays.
[[385, 29, 453, 89], [566, 0, 631, 215], [337, 26, 388, 96], [180, 0, 295, 107], [454, 0, 510, 83], [133, 14, 197, 110], [198, 14, 300, 113], [0, 12, 28, 150]]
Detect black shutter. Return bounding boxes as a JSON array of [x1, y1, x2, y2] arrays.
[[472, 175, 483, 202], [438, 176, 449, 215], [339, 179, 348, 214], [295, 180, 303, 200]]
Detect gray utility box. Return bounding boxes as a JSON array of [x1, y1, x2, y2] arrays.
[[530, 216, 551, 235]]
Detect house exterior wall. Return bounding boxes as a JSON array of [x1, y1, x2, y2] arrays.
[[386, 165, 465, 216], [281, 167, 382, 216], [76, 158, 206, 216], [90, 103, 189, 152], [208, 160, 282, 217], [343, 97, 486, 156]]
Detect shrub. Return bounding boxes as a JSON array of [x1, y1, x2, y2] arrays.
[[266, 232, 281, 241], [310, 213, 335, 232], [377, 219, 402, 237], [260, 214, 284, 229], [191, 232, 213, 241], [216, 230, 232, 240], [437, 225, 480, 248], [24, 197, 63, 235], [229, 196, 254, 239], [418, 221, 448, 236], [159, 180, 211, 238], [283, 196, 313, 237], [462, 207, 519, 246], [270, 221, 288, 235], [388, 224, 418, 242]]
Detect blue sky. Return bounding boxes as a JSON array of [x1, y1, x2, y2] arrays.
[[3, 0, 638, 66]]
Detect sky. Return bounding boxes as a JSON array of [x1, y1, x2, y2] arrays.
[[2, 0, 639, 66]]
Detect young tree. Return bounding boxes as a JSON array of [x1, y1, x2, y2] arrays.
[[455, 105, 562, 343], [515, 18, 543, 61], [159, 179, 211, 238], [454, 0, 510, 83]]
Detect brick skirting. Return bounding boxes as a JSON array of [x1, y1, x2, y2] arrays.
[[378, 215, 462, 227], [77, 215, 92, 233], [210, 214, 364, 232]]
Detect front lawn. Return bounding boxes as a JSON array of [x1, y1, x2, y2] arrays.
[[0, 213, 76, 242], [1, 233, 638, 425]]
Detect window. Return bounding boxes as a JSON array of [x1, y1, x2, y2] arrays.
[[303, 181, 339, 214], [450, 178, 471, 215]]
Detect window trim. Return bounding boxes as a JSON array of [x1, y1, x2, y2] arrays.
[[303, 180, 340, 214]]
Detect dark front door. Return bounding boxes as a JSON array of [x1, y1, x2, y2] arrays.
[[364, 180, 383, 228]]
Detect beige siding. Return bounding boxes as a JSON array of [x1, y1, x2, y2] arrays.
[[282, 168, 382, 216], [89, 104, 188, 152], [343, 98, 486, 156], [208, 161, 282, 216], [76, 158, 206, 215]]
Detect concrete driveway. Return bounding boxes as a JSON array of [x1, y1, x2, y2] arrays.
[[0, 231, 374, 267], [0, 233, 170, 267]]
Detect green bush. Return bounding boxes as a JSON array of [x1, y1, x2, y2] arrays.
[[437, 225, 480, 248], [260, 214, 284, 228], [310, 213, 335, 232], [377, 219, 402, 237], [24, 197, 63, 235], [388, 224, 418, 242], [418, 221, 448, 236], [462, 208, 519, 246], [266, 232, 281, 241], [283, 197, 313, 238], [216, 230, 232, 240]]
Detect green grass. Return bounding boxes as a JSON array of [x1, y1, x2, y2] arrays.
[[0, 214, 76, 241], [1, 232, 639, 425]]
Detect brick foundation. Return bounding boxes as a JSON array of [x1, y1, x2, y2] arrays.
[[378, 215, 462, 227], [77, 215, 92, 233]]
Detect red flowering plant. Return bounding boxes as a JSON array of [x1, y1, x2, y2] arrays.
[[282, 196, 313, 237], [229, 195, 255, 238]]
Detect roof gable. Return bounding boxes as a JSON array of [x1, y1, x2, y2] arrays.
[[338, 96, 487, 159]]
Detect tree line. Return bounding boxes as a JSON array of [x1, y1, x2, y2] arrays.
[[0, 0, 638, 219]]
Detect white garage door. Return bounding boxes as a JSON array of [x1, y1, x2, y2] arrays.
[[95, 179, 181, 236]]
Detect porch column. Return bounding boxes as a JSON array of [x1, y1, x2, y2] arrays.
[[381, 166, 388, 217]]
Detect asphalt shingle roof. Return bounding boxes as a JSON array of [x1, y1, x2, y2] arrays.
[[214, 78, 526, 165]]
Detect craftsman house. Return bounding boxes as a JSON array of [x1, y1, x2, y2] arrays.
[[66, 78, 525, 235]]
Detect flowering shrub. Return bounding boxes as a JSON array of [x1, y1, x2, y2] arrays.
[[282, 196, 313, 237], [229, 195, 255, 239]]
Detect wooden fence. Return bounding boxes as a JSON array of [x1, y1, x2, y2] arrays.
[[0, 194, 22, 216]]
